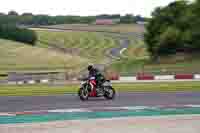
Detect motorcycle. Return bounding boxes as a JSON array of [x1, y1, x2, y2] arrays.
[[78, 77, 116, 101]]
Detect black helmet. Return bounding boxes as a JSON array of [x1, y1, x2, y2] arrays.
[[87, 65, 93, 71]]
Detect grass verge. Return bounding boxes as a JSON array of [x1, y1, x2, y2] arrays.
[[0, 85, 78, 96], [115, 81, 200, 92], [0, 81, 200, 96]]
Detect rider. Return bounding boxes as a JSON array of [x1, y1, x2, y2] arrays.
[[87, 65, 105, 88]]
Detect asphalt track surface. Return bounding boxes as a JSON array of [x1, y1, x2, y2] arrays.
[[0, 92, 200, 112], [110, 38, 130, 58]]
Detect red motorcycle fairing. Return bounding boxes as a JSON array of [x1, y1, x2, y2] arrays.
[[89, 79, 97, 97]]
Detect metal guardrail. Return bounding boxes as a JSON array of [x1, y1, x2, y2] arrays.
[[7, 72, 66, 83]]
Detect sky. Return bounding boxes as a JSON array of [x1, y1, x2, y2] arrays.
[[0, 0, 191, 17]]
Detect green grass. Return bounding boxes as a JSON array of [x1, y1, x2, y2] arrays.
[[32, 25, 147, 74], [1, 23, 200, 75], [123, 40, 148, 59], [0, 81, 200, 96], [34, 27, 200, 75], [0, 39, 88, 73], [139, 60, 200, 75], [110, 38, 200, 75], [115, 82, 200, 92], [110, 59, 147, 75], [0, 85, 78, 96], [0, 29, 120, 74], [111, 58, 200, 75], [0, 76, 6, 80], [35, 30, 118, 63], [110, 39, 149, 75]]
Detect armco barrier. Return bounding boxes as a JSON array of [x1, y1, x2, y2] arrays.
[[119, 77, 137, 81], [137, 75, 154, 80], [5, 74, 200, 84], [40, 79, 49, 83], [194, 74, 200, 79], [155, 75, 174, 80], [27, 80, 36, 84], [110, 75, 119, 80], [17, 81, 24, 85], [175, 74, 193, 80], [107, 74, 119, 80]]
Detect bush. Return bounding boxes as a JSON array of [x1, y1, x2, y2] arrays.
[[0, 24, 37, 45], [157, 27, 182, 55], [144, 1, 192, 59]]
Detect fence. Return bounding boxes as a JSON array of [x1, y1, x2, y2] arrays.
[[7, 72, 66, 84]]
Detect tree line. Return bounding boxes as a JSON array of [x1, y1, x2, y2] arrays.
[[0, 11, 146, 45], [145, 0, 200, 60], [0, 12, 37, 45], [0, 24, 37, 45], [0, 11, 147, 26]]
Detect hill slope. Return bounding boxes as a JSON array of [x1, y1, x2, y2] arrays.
[[35, 30, 118, 63], [0, 39, 88, 74]]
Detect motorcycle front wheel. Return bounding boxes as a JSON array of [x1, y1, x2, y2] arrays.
[[104, 87, 116, 100]]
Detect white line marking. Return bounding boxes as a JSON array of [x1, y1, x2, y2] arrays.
[[121, 106, 150, 110], [120, 48, 127, 55], [119, 77, 137, 81], [185, 105, 200, 108], [27, 80, 36, 84], [2, 105, 200, 116], [0, 113, 16, 116], [40, 79, 49, 83], [48, 109, 92, 113], [155, 75, 175, 80]]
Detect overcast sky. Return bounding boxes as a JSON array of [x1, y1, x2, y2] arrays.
[[0, 0, 191, 17]]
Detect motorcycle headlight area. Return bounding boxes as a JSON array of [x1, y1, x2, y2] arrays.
[[80, 81, 85, 85]]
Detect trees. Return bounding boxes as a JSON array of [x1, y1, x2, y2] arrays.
[[120, 14, 136, 23], [1, 11, 145, 26], [0, 11, 37, 45], [20, 13, 34, 25], [135, 15, 146, 22], [0, 24, 37, 45], [188, 0, 200, 49], [144, 0, 194, 59], [8, 11, 19, 16], [157, 27, 182, 55]]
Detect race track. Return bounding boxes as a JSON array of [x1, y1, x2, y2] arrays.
[[0, 92, 200, 112]]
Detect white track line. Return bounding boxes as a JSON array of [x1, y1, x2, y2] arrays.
[[0, 113, 16, 116], [119, 48, 127, 56], [1, 105, 200, 116], [48, 109, 92, 113]]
